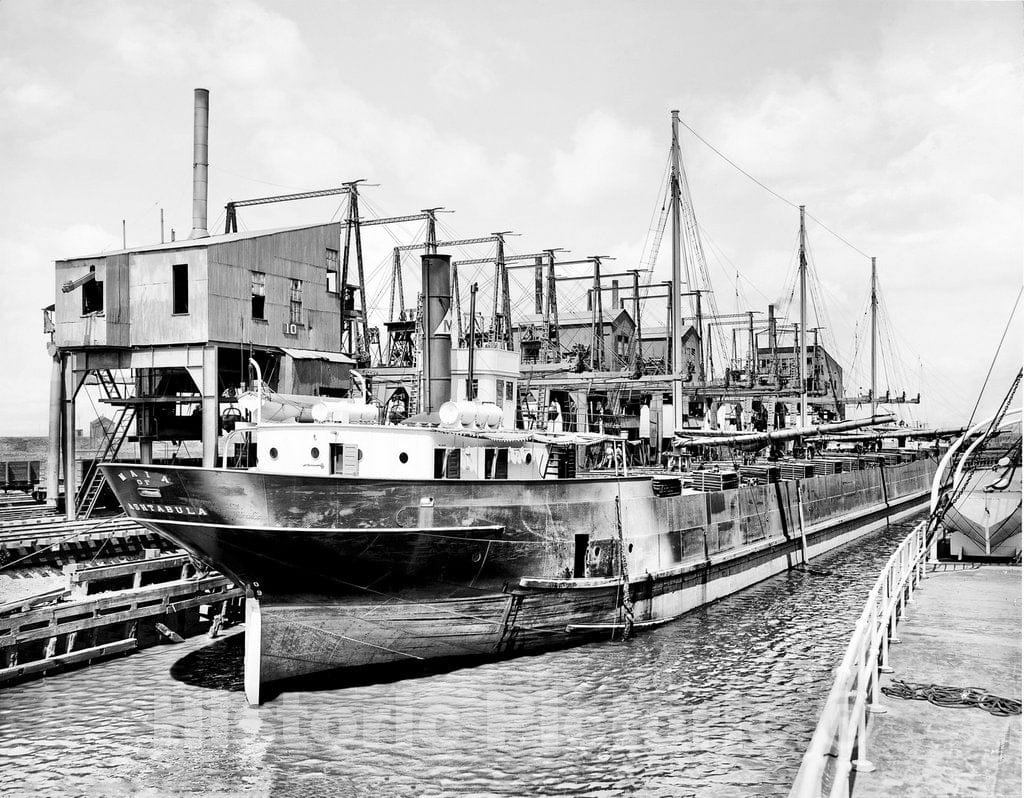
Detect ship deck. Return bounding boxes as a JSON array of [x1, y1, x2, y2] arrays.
[[853, 564, 1021, 798]]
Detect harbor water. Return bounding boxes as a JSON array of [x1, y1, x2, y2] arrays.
[[0, 512, 926, 797]]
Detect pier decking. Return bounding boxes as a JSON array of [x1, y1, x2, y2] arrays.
[[854, 565, 1021, 798]]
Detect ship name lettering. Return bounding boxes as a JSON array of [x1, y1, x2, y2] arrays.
[[118, 471, 171, 486], [126, 501, 208, 517]]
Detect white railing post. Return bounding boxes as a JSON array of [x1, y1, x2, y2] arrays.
[[907, 538, 916, 604], [868, 599, 887, 713], [918, 524, 927, 585], [879, 567, 893, 672], [789, 520, 928, 798]]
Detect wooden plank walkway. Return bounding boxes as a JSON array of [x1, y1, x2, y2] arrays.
[[854, 565, 1021, 798], [0, 513, 171, 572]]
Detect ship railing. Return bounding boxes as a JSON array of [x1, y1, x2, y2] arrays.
[[788, 518, 931, 798]]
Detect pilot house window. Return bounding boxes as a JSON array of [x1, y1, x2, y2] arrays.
[[434, 448, 461, 479], [484, 448, 509, 480], [330, 443, 359, 476]]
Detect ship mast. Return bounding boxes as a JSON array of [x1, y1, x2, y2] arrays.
[[670, 111, 684, 429], [798, 205, 808, 428], [870, 256, 877, 418]]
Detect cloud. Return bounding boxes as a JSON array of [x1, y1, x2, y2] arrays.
[[551, 111, 660, 203], [105, 0, 304, 84], [0, 57, 73, 138], [430, 57, 497, 101], [398, 12, 499, 101], [0, 2, 1018, 431]]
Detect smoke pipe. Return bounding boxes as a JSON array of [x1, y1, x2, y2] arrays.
[[421, 253, 452, 413], [190, 88, 210, 239]]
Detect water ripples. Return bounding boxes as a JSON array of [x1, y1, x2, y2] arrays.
[[0, 513, 925, 797]]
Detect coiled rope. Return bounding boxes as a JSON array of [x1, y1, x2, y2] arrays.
[[882, 679, 1022, 717]]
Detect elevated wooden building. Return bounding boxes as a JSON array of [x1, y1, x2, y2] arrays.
[[45, 89, 358, 519], [48, 222, 355, 519]]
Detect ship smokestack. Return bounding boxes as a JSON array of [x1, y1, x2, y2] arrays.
[[421, 253, 452, 413], [190, 88, 210, 239]]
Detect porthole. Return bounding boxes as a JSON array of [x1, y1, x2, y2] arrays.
[[628, 543, 634, 554], [357, 449, 363, 460], [310, 447, 320, 459], [471, 552, 483, 563], [268, 447, 278, 460], [594, 546, 601, 557], [399, 452, 409, 464], [525, 453, 532, 464]]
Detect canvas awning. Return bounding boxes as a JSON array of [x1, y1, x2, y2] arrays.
[[280, 347, 356, 365]]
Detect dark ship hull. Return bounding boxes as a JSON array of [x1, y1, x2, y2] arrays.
[[100, 458, 936, 703]]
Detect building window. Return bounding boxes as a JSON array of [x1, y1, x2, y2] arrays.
[[289, 279, 303, 325], [326, 248, 339, 293], [506, 381, 514, 400], [251, 271, 266, 320], [81, 267, 103, 314], [171, 264, 189, 314], [495, 379, 505, 408]]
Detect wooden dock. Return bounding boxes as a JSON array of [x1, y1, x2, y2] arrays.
[[0, 511, 172, 571], [0, 550, 243, 685]]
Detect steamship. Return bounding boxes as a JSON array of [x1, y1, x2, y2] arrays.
[[99, 253, 939, 705], [49, 92, 941, 703]]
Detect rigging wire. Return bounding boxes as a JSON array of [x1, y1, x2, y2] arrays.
[[676, 117, 872, 260], [966, 285, 1023, 428], [207, 164, 300, 191]]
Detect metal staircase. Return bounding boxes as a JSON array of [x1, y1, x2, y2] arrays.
[[76, 370, 136, 520]]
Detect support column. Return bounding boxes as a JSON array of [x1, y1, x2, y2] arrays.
[[651, 392, 663, 464], [574, 389, 588, 433], [62, 353, 77, 520], [136, 369, 153, 465], [47, 352, 61, 507], [279, 355, 294, 395], [202, 345, 219, 468], [139, 436, 153, 465]]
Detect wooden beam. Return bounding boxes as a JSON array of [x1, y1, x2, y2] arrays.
[[0, 639, 137, 684], [64, 554, 192, 585]]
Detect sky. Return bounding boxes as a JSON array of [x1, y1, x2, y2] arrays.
[[0, 0, 1020, 434]]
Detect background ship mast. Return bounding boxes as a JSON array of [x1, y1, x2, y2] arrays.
[[798, 205, 808, 428], [870, 256, 878, 418], [670, 111, 685, 429]]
